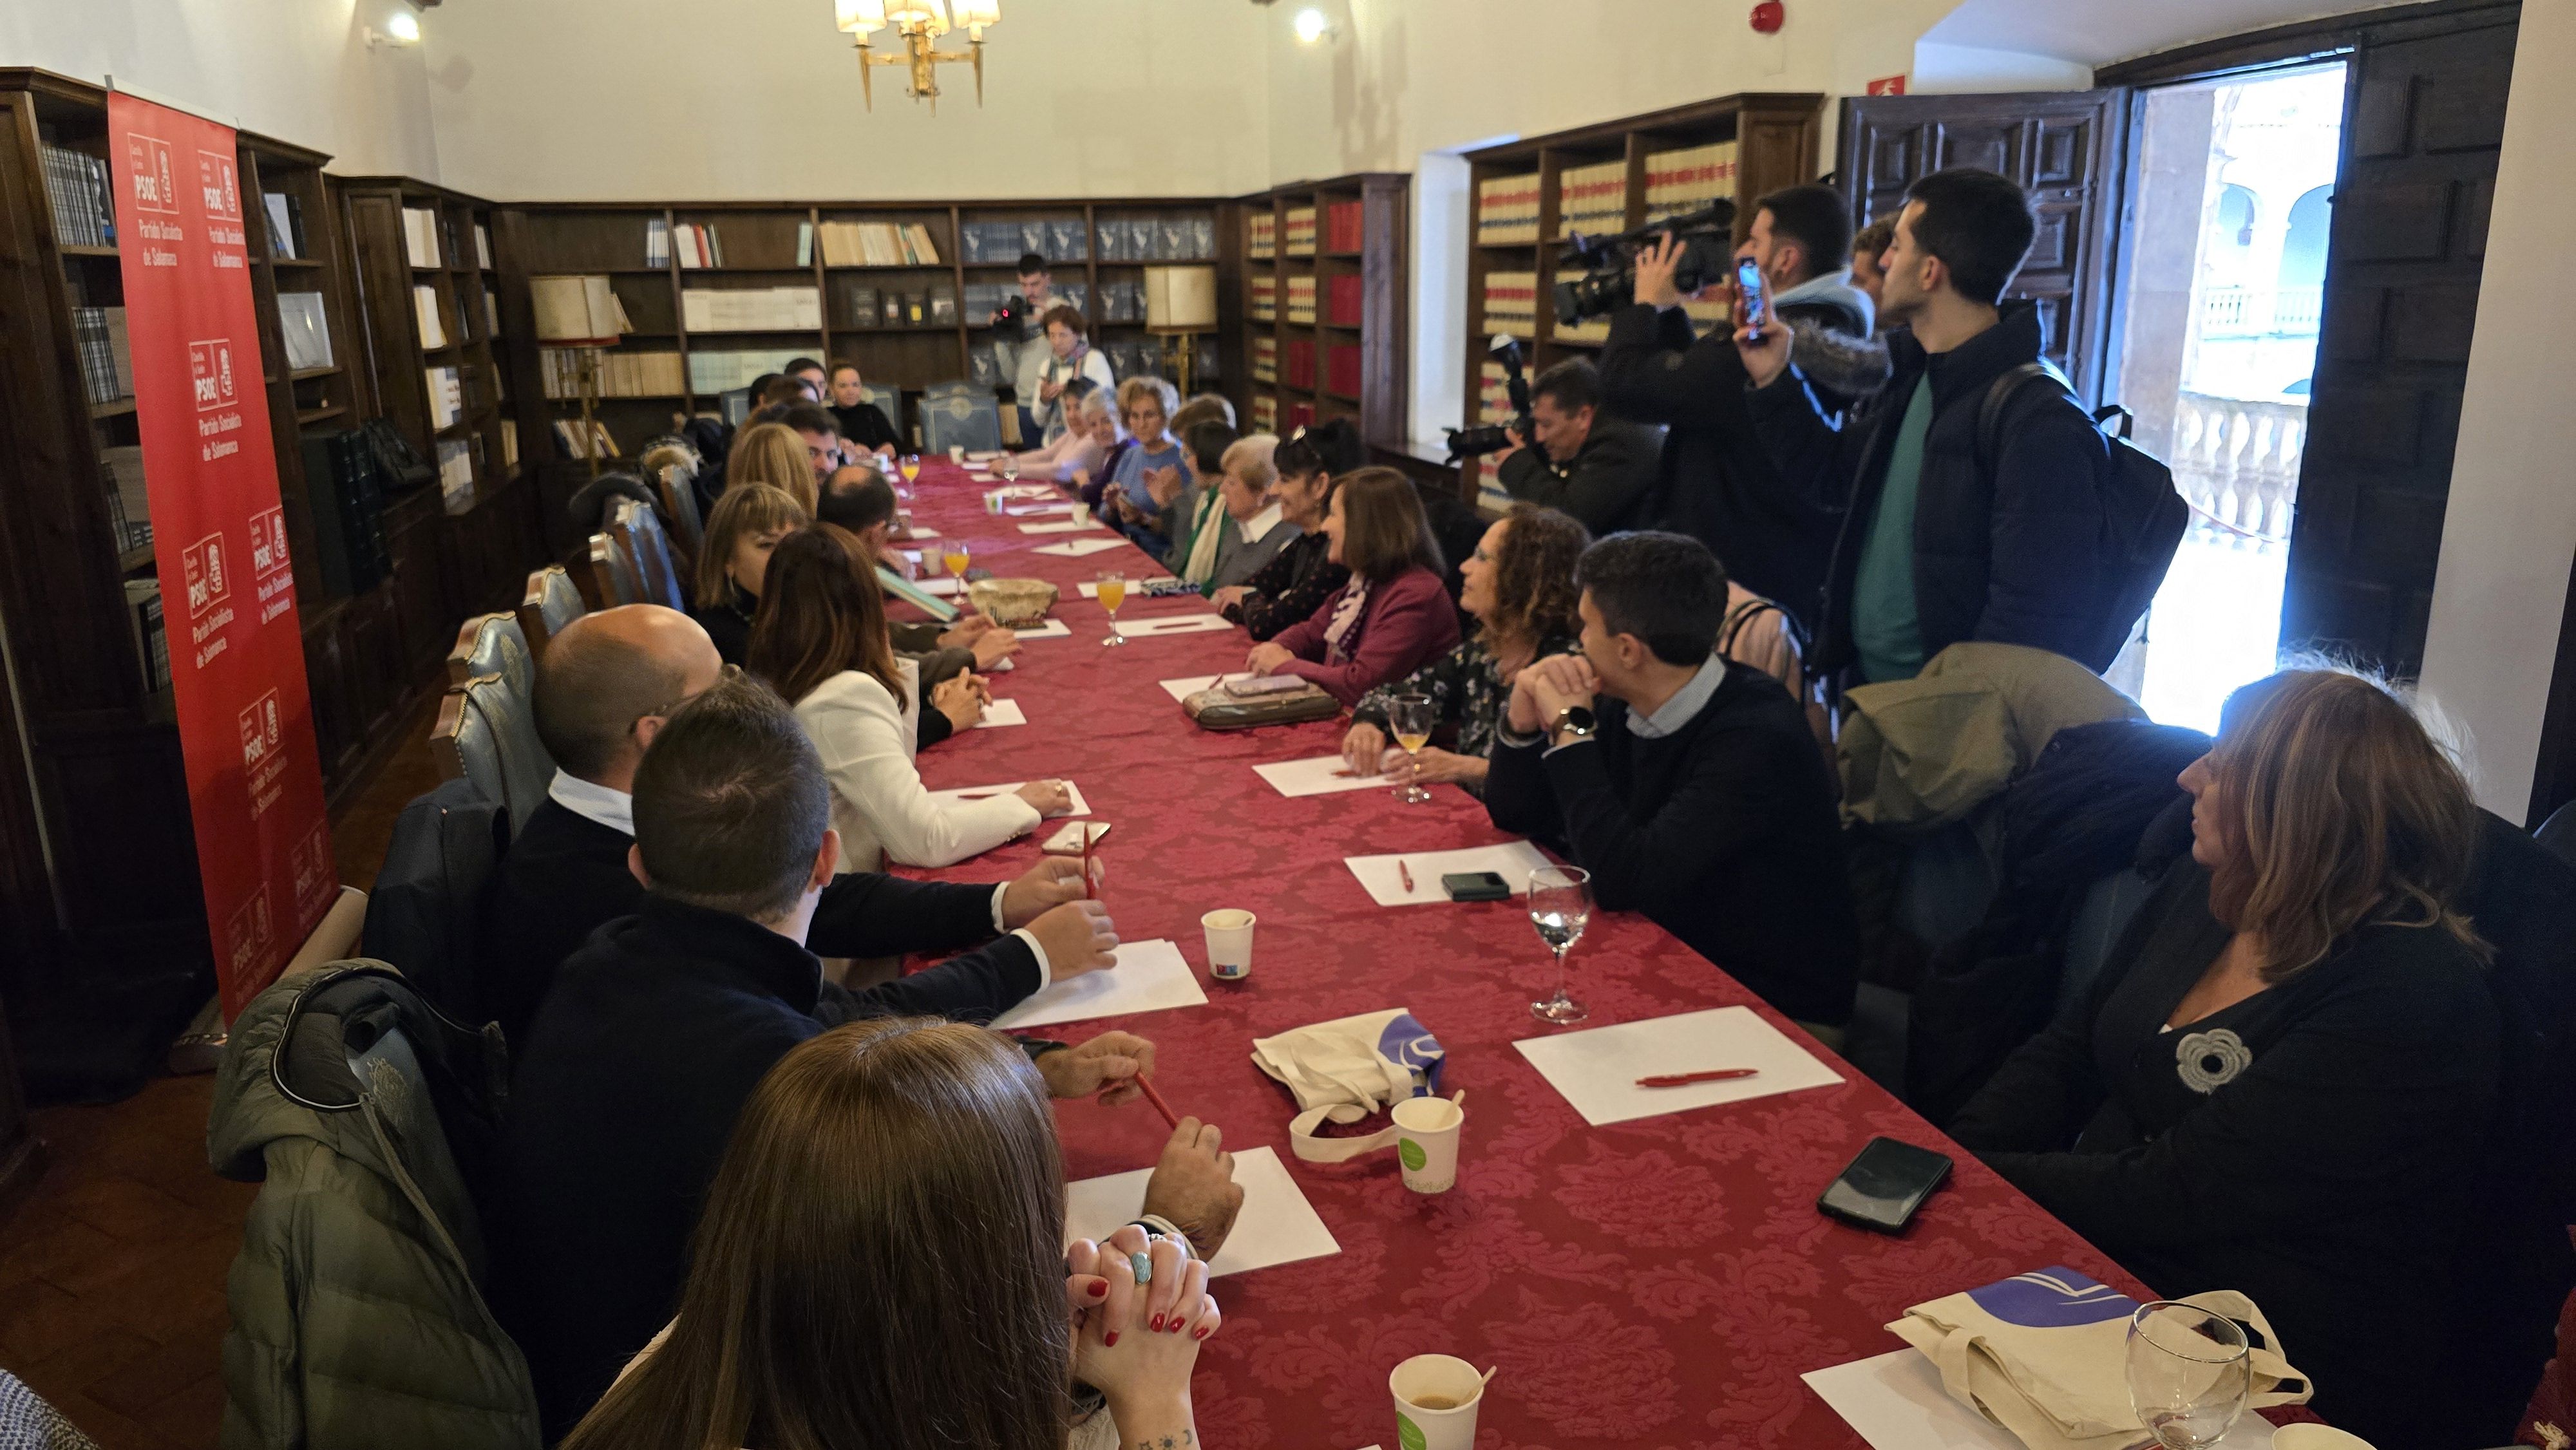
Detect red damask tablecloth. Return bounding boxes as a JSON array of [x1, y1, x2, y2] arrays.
[[893, 460, 2155, 1450]]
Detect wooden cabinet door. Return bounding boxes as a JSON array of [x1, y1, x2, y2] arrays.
[[1835, 90, 2132, 406], [2282, 12, 2517, 675]]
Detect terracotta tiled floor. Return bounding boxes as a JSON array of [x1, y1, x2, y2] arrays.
[[0, 710, 440, 1449]]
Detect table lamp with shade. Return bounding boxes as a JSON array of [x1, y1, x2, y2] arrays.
[[529, 274, 629, 477], [1144, 264, 1218, 400]]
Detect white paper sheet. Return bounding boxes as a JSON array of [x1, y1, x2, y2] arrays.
[[1035, 536, 1132, 558], [1008, 502, 1075, 516], [904, 527, 942, 541], [1801, 1350, 2278, 1450], [1065, 1145, 1340, 1278], [1255, 754, 1396, 798], [918, 576, 963, 598], [1159, 673, 1249, 704], [1010, 618, 1074, 639], [998, 484, 1057, 499], [992, 937, 1208, 1030], [1344, 842, 1556, 907], [973, 699, 1028, 729], [1020, 520, 1106, 534], [966, 449, 1005, 462], [926, 779, 1092, 817], [1115, 614, 1235, 638], [1511, 1005, 1844, 1127]]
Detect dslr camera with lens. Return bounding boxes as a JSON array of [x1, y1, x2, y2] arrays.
[[1443, 336, 1533, 462], [1550, 200, 1738, 326]]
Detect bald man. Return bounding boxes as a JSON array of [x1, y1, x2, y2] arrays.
[[474, 605, 1106, 1045]]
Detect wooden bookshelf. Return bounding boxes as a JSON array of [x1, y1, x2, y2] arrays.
[[1229, 173, 1407, 448], [1457, 93, 1823, 506], [500, 196, 1234, 478]]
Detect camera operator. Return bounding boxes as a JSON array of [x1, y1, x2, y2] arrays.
[[995, 252, 1057, 442], [1493, 358, 1662, 534], [1598, 184, 1879, 627], [1738, 168, 2110, 686]]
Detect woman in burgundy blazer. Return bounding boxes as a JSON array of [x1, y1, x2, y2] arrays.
[[1245, 467, 1462, 707]]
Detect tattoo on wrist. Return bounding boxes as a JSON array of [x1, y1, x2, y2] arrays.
[[1132, 1436, 1193, 1450]]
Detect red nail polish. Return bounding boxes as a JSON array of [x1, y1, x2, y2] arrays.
[[1104, 1330, 1119, 1346], [1195, 1326, 1209, 1340], [1150, 1314, 1164, 1332], [1088, 1281, 1108, 1298]]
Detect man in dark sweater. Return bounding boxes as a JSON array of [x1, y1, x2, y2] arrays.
[[495, 675, 1244, 1439], [1484, 532, 1857, 1026], [475, 605, 1069, 1045], [1494, 357, 1663, 535]]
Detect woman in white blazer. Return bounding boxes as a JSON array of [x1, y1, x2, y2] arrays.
[[749, 525, 1070, 871]]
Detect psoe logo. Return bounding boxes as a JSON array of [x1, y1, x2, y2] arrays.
[[196, 149, 242, 220], [239, 689, 283, 772], [290, 822, 334, 913], [249, 506, 291, 580], [182, 532, 229, 617], [187, 339, 237, 411], [126, 134, 178, 214], [225, 887, 274, 976]]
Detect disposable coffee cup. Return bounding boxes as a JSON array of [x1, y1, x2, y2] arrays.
[[1070, 501, 1093, 527], [1388, 1354, 1484, 1450], [1391, 1095, 1463, 1194], [984, 491, 1005, 515], [1202, 909, 1255, 979], [948, 444, 966, 464]]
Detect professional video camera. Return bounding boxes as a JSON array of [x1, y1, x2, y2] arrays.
[[1443, 335, 1533, 462], [991, 292, 1029, 330], [1550, 200, 1738, 326]]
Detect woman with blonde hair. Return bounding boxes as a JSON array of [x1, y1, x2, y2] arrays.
[[560, 1019, 1220, 1450], [688, 484, 808, 666], [723, 421, 820, 515], [749, 525, 1068, 870], [1951, 667, 2497, 1446]]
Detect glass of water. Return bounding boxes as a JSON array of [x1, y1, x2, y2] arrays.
[[999, 452, 1022, 485], [2126, 1301, 2251, 1448], [1528, 865, 1591, 1026]]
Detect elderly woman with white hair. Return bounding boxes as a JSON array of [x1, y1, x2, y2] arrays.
[[1177, 434, 1298, 592]]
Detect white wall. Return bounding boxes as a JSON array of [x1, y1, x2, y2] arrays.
[[0, 0, 438, 178], [419, 0, 1273, 202], [2416, 0, 2576, 819]]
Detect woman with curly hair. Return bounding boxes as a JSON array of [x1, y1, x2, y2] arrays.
[[1341, 504, 1590, 795]]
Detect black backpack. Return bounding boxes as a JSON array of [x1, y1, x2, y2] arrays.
[[1977, 362, 2188, 673]]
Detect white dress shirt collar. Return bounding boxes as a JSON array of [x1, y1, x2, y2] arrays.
[[548, 769, 635, 836], [1238, 502, 1287, 545], [1625, 654, 1728, 740]]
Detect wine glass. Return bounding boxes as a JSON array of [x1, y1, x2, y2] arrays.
[[2126, 1302, 2251, 1448], [1097, 570, 1128, 647], [1528, 865, 1592, 1025], [999, 453, 1023, 486], [1388, 693, 1436, 804], [942, 543, 971, 581], [899, 453, 922, 489]]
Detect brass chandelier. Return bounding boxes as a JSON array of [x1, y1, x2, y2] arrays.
[[835, 0, 1001, 112]]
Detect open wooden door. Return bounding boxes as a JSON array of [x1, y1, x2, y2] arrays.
[[1835, 91, 2132, 407]]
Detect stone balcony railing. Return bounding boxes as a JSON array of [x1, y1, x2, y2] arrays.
[[2172, 390, 2304, 545]]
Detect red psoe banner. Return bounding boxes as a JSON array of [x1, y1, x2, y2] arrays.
[[110, 92, 336, 1020]]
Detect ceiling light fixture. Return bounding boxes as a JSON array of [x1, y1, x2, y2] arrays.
[[365, 9, 422, 47], [1292, 7, 1336, 43], [837, 0, 1000, 113]]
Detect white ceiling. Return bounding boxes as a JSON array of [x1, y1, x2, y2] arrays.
[[1922, 0, 2420, 66]]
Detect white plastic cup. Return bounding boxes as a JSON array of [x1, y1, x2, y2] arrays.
[[1070, 501, 1093, 527], [1391, 1096, 1463, 1194], [1388, 1354, 1484, 1450], [984, 491, 1005, 515], [947, 444, 966, 464], [1201, 909, 1255, 980]]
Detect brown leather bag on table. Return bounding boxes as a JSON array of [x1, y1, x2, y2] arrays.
[[1183, 675, 1342, 730]]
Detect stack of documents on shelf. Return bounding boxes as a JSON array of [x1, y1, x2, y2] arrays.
[[1644, 141, 1738, 223], [402, 207, 443, 267], [1481, 272, 1537, 338], [278, 293, 332, 371], [1477, 173, 1541, 245], [1555, 159, 1629, 238], [681, 285, 822, 333], [41, 145, 115, 247], [413, 285, 446, 348], [817, 220, 943, 267]]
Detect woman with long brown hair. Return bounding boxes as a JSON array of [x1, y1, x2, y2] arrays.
[[1950, 667, 2498, 1445], [748, 526, 1068, 870], [1212, 420, 1356, 640], [1342, 504, 1589, 795], [560, 1019, 1219, 1450], [1242, 466, 1461, 707], [689, 484, 808, 666], [724, 421, 822, 515]]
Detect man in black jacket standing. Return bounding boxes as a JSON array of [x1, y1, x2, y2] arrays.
[[1482, 532, 1857, 1028], [496, 675, 1243, 1438], [1738, 167, 2110, 684], [1494, 357, 1663, 534], [1597, 184, 1879, 625]]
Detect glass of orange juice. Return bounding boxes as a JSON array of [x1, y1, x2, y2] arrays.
[[1097, 570, 1127, 647], [899, 454, 922, 487], [942, 543, 971, 580]]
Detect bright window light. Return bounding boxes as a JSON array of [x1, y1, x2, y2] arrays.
[[384, 10, 421, 43], [1292, 7, 1333, 43]]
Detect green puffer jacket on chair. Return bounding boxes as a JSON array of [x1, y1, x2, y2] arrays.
[[207, 961, 538, 1450]]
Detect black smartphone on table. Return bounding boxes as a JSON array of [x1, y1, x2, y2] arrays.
[[1441, 871, 1511, 902], [1818, 1136, 1953, 1234]]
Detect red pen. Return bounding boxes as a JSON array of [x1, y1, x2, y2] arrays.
[[1634, 1069, 1761, 1088], [1132, 1073, 1182, 1129], [1079, 826, 1095, 901], [1398, 859, 1415, 892]]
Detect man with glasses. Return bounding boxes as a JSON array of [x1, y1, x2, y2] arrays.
[[474, 605, 1098, 1046]]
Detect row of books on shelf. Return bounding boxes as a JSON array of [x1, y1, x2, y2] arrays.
[[41, 144, 116, 248], [1283, 207, 1316, 256], [425, 366, 464, 429], [835, 279, 955, 328], [1252, 336, 1276, 383], [435, 438, 475, 512], [101, 446, 151, 554], [402, 206, 445, 268], [1264, 340, 1365, 396], [415, 285, 449, 349], [1249, 276, 1274, 321], [298, 429, 395, 598], [961, 218, 1075, 266], [1475, 359, 1517, 509], [555, 418, 621, 461], [1245, 395, 1317, 436], [125, 580, 170, 692], [1285, 275, 1316, 326], [1557, 159, 1627, 238], [1473, 139, 1743, 244], [1477, 176, 1542, 246], [73, 306, 135, 406], [645, 219, 737, 270], [1325, 200, 1365, 253], [683, 285, 822, 332], [811, 220, 943, 268], [263, 193, 307, 259], [1482, 272, 1538, 337], [1248, 213, 1275, 260], [1643, 140, 1739, 222], [542, 348, 687, 399], [278, 292, 332, 371]]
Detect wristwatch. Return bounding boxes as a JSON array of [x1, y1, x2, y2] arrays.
[[1548, 705, 1597, 746]]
